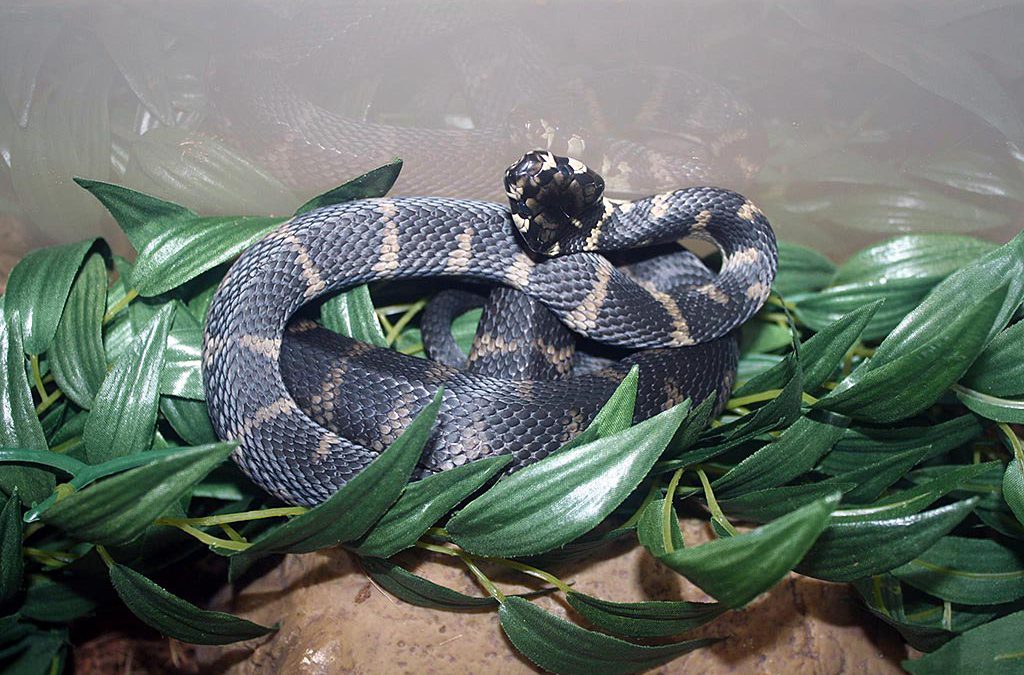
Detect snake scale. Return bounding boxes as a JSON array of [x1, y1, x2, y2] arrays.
[[202, 151, 777, 506]]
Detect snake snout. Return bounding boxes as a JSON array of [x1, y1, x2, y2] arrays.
[[504, 150, 605, 256]]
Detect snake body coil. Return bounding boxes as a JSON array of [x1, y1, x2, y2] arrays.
[[202, 152, 777, 506]]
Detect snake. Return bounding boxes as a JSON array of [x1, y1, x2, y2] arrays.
[[202, 151, 777, 506]]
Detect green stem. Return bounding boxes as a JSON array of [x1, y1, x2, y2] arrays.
[[156, 506, 307, 527], [384, 298, 428, 346], [998, 423, 1024, 472], [34, 389, 63, 416], [726, 389, 817, 409], [698, 468, 738, 537], [23, 546, 78, 567], [102, 288, 139, 324], [620, 482, 659, 530], [166, 523, 250, 551], [461, 555, 505, 604], [96, 545, 115, 567], [663, 468, 684, 554], [497, 559, 572, 595], [415, 540, 506, 602], [30, 355, 47, 402], [49, 437, 81, 454]]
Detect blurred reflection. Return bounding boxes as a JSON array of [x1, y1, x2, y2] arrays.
[[1, 1, 1022, 261]]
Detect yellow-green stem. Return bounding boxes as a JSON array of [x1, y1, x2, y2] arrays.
[[96, 545, 115, 567], [497, 559, 573, 595], [220, 523, 245, 542], [726, 388, 817, 409], [35, 389, 63, 416], [385, 298, 428, 346], [620, 482, 659, 530], [23, 547, 77, 567], [167, 523, 250, 551], [998, 423, 1024, 472], [156, 506, 306, 528], [461, 555, 506, 603], [102, 288, 139, 324], [30, 355, 47, 402], [663, 468, 685, 554], [50, 437, 81, 454], [414, 541, 506, 602], [698, 468, 738, 537]]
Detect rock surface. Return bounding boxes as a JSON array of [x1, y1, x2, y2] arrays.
[[197, 519, 907, 674]]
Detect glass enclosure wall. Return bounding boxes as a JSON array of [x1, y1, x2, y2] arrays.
[[2, 2, 1021, 261]]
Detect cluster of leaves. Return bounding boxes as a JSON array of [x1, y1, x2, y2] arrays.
[[1, 161, 1024, 675]]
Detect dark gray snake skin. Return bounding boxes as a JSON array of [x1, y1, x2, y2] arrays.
[[202, 152, 777, 506]]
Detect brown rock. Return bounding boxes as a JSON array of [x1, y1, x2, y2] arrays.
[[197, 519, 907, 674]]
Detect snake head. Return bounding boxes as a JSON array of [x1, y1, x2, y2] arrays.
[[504, 151, 605, 256]]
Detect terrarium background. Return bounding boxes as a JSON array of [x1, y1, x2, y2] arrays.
[[2, 2, 1023, 261]]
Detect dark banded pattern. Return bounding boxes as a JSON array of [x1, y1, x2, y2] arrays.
[[202, 152, 776, 505]]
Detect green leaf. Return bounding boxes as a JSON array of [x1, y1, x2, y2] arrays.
[[773, 242, 836, 296], [853, 574, 1003, 653], [672, 358, 802, 468], [74, 177, 196, 253], [130, 215, 283, 297], [234, 390, 441, 560], [560, 366, 638, 452], [3, 239, 98, 354], [566, 592, 724, 638], [954, 385, 1024, 424], [447, 399, 690, 557], [0, 314, 54, 505], [1004, 457, 1024, 527], [355, 455, 511, 558], [160, 315, 205, 401], [834, 234, 997, 286], [636, 497, 686, 558], [20, 575, 99, 623], [735, 301, 881, 396], [816, 281, 1011, 422], [321, 286, 387, 348], [0, 491, 22, 603], [657, 493, 838, 608], [49, 253, 108, 409], [963, 319, 1024, 397], [794, 277, 935, 341], [893, 536, 1024, 605], [833, 462, 998, 522], [360, 557, 500, 610], [719, 481, 857, 523], [836, 447, 941, 504], [0, 628, 65, 675], [859, 231, 1024, 373], [83, 304, 173, 464], [902, 610, 1024, 674], [796, 499, 978, 582], [37, 443, 235, 546], [740, 321, 793, 355], [109, 563, 275, 645], [712, 412, 849, 497], [294, 159, 403, 215], [160, 396, 217, 446], [819, 415, 982, 475], [499, 596, 717, 675]]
